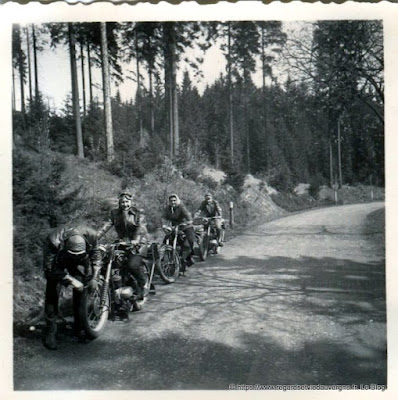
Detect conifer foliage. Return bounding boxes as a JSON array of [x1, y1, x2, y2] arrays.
[[12, 20, 384, 188]]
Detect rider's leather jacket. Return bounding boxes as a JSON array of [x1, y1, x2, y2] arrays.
[[97, 206, 148, 246], [196, 199, 222, 218], [43, 225, 101, 277], [163, 202, 192, 227]]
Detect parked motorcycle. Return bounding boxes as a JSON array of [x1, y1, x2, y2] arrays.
[[194, 216, 225, 261], [78, 241, 160, 339]]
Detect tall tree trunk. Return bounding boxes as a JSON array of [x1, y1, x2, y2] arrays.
[[80, 41, 87, 116], [100, 22, 115, 162], [168, 79, 174, 158], [68, 23, 84, 158], [86, 41, 94, 106], [32, 24, 39, 100], [261, 26, 268, 171], [214, 143, 220, 170], [164, 23, 179, 157], [171, 44, 179, 156], [12, 66, 16, 112], [337, 117, 343, 188], [164, 23, 174, 157], [227, 23, 234, 165], [16, 26, 26, 117], [329, 139, 334, 188], [135, 29, 143, 144], [245, 108, 250, 174], [149, 68, 155, 136], [25, 27, 33, 105], [244, 72, 250, 174]]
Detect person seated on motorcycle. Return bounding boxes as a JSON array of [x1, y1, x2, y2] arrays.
[[97, 191, 149, 304], [195, 193, 224, 246], [42, 225, 102, 350], [162, 193, 196, 267]]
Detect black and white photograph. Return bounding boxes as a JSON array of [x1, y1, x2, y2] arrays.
[[1, 1, 397, 396]]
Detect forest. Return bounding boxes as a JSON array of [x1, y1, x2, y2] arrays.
[[12, 20, 384, 189]]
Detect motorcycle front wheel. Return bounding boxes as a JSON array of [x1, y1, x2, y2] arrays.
[[79, 280, 110, 339], [198, 234, 209, 261], [157, 244, 181, 283]]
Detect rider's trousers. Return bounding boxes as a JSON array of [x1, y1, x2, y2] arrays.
[[126, 253, 147, 290]]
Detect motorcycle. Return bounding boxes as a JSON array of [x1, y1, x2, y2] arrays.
[[162, 222, 195, 275], [194, 216, 225, 261], [78, 241, 161, 340]]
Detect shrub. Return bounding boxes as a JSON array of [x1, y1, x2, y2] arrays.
[[13, 149, 85, 277], [266, 165, 295, 192], [224, 168, 245, 193]]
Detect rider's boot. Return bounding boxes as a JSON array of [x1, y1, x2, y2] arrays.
[[131, 299, 142, 312], [180, 260, 186, 275], [44, 315, 58, 350], [185, 250, 195, 267], [142, 281, 150, 297], [186, 257, 194, 267], [134, 286, 144, 300]]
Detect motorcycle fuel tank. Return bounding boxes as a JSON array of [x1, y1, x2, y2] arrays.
[[115, 286, 134, 300]]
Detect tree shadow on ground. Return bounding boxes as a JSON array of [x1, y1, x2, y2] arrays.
[[14, 327, 386, 390], [14, 253, 386, 390]]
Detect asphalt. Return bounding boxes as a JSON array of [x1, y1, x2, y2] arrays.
[[13, 202, 386, 391]]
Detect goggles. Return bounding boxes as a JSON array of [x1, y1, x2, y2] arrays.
[[119, 192, 133, 200]]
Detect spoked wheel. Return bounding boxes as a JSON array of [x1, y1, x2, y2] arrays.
[[157, 245, 181, 283], [199, 234, 209, 261], [79, 280, 110, 339]]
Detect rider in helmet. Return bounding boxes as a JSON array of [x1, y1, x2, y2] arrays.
[[195, 193, 224, 246], [97, 191, 149, 303], [162, 194, 196, 267], [42, 225, 102, 350]]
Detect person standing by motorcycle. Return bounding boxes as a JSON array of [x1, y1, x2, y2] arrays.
[[97, 192, 149, 302], [162, 194, 196, 267], [195, 193, 224, 246], [43, 225, 102, 350]]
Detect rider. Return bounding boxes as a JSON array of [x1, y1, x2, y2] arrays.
[[42, 225, 102, 350], [97, 191, 149, 303], [195, 193, 224, 246], [162, 193, 195, 267]]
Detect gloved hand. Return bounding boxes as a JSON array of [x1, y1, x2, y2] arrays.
[[130, 239, 139, 247]]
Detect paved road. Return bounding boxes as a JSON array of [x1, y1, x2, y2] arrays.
[[14, 202, 386, 390]]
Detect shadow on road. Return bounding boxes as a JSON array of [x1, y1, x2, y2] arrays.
[[14, 204, 386, 390]]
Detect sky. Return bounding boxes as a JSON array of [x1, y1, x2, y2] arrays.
[[13, 22, 286, 113], [13, 27, 228, 112]]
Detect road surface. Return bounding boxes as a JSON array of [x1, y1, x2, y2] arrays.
[[14, 202, 386, 390]]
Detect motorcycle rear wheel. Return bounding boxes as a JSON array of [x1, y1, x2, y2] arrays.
[[157, 245, 180, 283], [79, 280, 110, 339]]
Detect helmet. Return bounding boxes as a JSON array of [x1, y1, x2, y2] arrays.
[[65, 234, 87, 255]]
